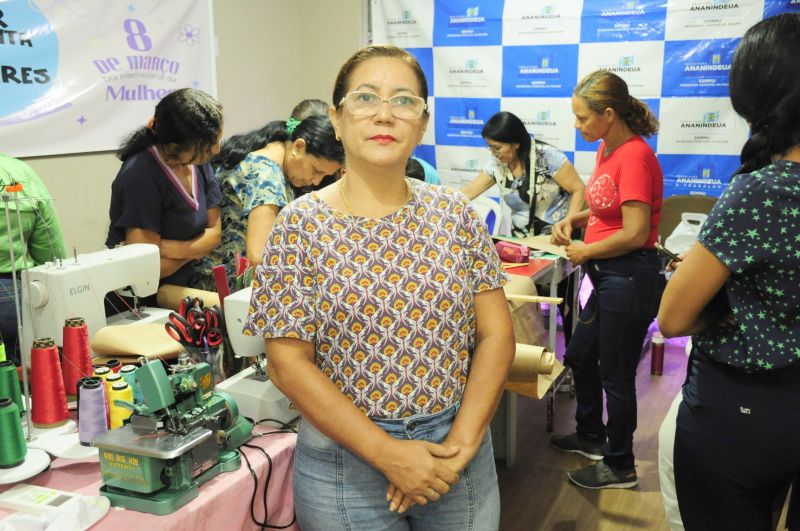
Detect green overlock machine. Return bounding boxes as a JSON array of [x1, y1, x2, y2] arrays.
[[92, 356, 253, 515]]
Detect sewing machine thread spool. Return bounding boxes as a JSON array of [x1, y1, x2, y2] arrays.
[[105, 359, 121, 373], [78, 378, 108, 444], [0, 398, 26, 468], [108, 382, 133, 429], [30, 338, 68, 428], [0, 361, 22, 415], [93, 366, 111, 381], [61, 317, 93, 399], [119, 365, 142, 404], [0, 338, 6, 363]]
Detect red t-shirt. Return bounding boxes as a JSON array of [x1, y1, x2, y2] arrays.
[[583, 136, 663, 248]]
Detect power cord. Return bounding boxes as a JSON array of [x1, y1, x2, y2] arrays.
[[240, 429, 297, 530]]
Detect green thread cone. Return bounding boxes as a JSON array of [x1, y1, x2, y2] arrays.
[[0, 397, 26, 468], [0, 361, 22, 415], [0, 339, 6, 362]]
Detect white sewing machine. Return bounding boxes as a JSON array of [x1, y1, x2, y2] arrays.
[[215, 287, 296, 425], [20, 243, 172, 361]]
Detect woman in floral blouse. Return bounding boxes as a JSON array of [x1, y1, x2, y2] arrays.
[[245, 44, 514, 530]]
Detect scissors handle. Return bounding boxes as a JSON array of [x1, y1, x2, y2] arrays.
[[165, 321, 192, 344]]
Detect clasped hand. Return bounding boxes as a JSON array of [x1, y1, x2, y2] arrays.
[[379, 439, 472, 513]]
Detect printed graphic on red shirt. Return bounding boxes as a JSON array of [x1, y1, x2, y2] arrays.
[[587, 173, 618, 226]]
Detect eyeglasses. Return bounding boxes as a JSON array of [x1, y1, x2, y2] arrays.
[[339, 91, 427, 119]]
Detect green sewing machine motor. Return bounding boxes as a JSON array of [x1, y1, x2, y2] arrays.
[[92, 355, 253, 515]]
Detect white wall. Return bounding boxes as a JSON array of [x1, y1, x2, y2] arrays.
[[20, 0, 364, 253]]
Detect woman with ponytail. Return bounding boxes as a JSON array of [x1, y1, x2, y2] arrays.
[[549, 70, 664, 489], [106, 88, 224, 291], [191, 113, 343, 289], [658, 14, 800, 530]]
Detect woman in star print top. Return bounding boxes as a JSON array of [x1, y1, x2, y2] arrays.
[[245, 45, 514, 530], [659, 13, 800, 530]]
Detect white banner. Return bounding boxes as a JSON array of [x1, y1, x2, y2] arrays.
[[657, 97, 750, 155], [0, 0, 215, 157]]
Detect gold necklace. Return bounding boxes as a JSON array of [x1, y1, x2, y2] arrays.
[[338, 177, 412, 216]]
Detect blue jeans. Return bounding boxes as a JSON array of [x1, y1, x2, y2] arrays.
[[294, 404, 501, 531], [564, 250, 664, 470], [0, 278, 21, 364]]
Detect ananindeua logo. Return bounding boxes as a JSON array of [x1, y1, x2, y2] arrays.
[[689, 0, 739, 12], [523, 5, 560, 20], [449, 107, 484, 126], [601, 1, 646, 17], [387, 9, 417, 26], [450, 158, 481, 174], [684, 52, 730, 72], [681, 111, 726, 129], [674, 166, 723, 187], [450, 59, 483, 74], [520, 57, 559, 75], [601, 55, 642, 74], [530, 111, 557, 127], [450, 6, 485, 24]]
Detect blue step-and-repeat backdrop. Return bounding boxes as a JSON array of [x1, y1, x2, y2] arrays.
[[371, 0, 799, 198]]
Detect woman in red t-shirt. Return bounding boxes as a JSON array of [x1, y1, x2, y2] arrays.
[[549, 70, 665, 489]]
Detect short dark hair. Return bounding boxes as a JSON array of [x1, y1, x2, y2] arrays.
[[730, 13, 800, 174], [117, 88, 223, 162], [333, 45, 428, 113], [405, 158, 425, 181]]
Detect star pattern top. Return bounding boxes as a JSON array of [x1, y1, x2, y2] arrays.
[[243, 181, 508, 418], [695, 160, 800, 371]]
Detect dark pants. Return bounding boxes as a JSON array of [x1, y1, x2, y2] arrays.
[[0, 277, 21, 364], [564, 250, 663, 470], [674, 353, 800, 531]]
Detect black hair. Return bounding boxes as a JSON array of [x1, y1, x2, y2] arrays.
[[482, 111, 533, 201], [291, 99, 329, 120], [212, 115, 344, 171], [730, 13, 800, 174], [117, 88, 222, 162], [405, 157, 425, 181]]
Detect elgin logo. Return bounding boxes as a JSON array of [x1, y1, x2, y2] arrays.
[[69, 284, 90, 296]]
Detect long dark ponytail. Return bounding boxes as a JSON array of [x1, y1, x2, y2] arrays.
[[730, 13, 800, 175], [117, 88, 222, 162], [212, 115, 344, 171]]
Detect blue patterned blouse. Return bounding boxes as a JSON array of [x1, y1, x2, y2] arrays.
[[192, 153, 294, 290]]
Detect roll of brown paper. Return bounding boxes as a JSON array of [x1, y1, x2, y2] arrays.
[[506, 358, 565, 399], [91, 323, 182, 361], [156, 284, 220, 312], [507, 344, 555, 381]]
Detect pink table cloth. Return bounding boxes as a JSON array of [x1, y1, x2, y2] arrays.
[[0, 428, 299, 531]]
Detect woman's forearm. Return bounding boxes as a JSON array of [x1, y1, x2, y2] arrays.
[[446, 334, 514, 449], [566, 191, 585, 218], [160, 257, 189, 278], [267, 344, 396, 466], [446, 289, 514, 449], [570, 209, 590, 228], [159, 226, 221, 260]]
